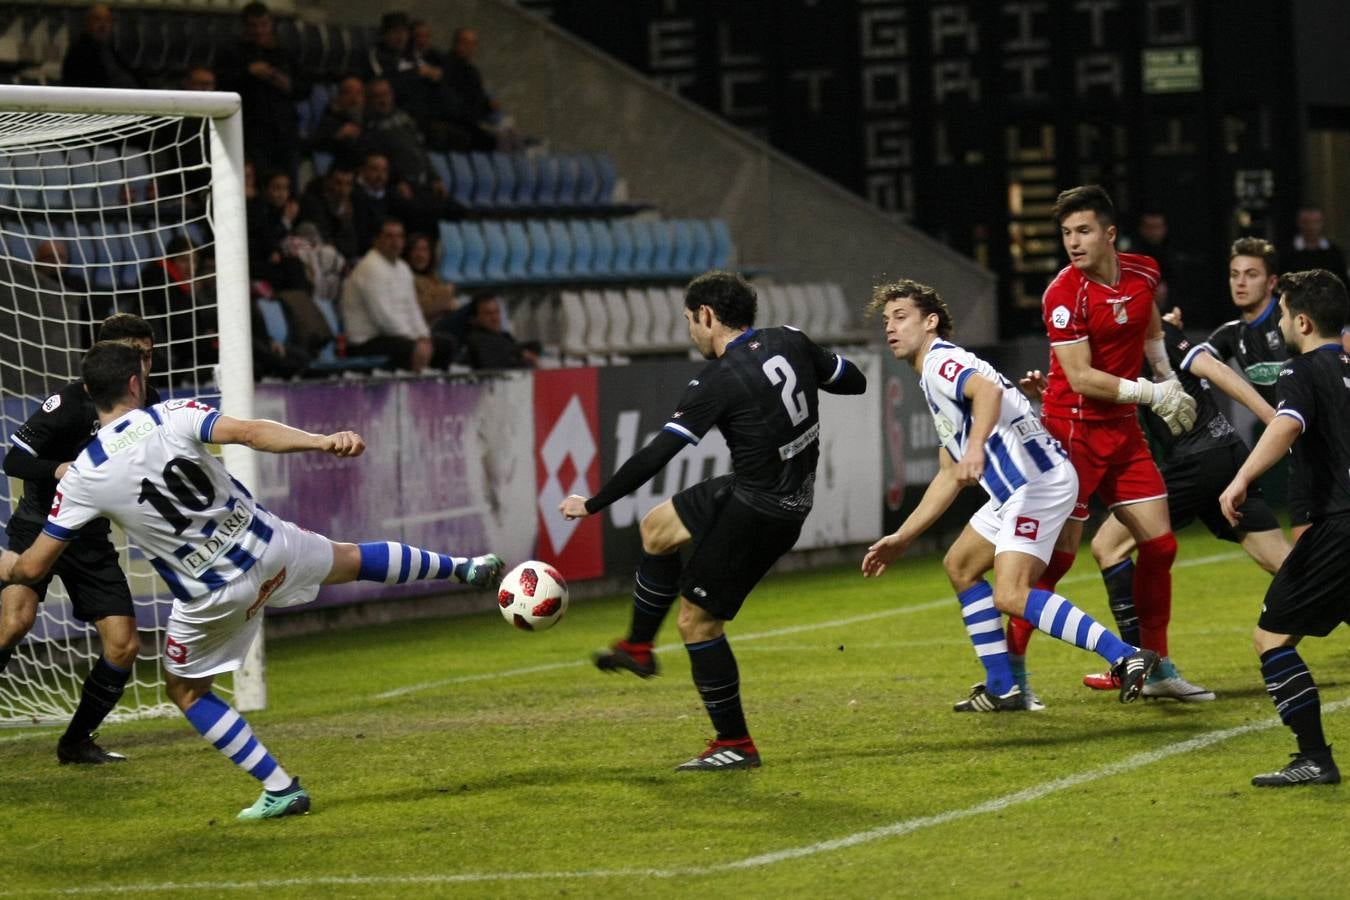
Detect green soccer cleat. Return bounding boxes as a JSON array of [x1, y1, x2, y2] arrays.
[[458, 554, 506, 587], [237, 781, 312, 820]]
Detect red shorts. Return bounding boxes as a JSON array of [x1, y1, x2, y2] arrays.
[[1042, 415, 1167, 521]]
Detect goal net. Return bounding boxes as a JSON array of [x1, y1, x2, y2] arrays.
[[0, 85, 259, 725]]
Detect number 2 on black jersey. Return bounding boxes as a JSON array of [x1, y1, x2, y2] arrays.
[[762, 354, 808, 425]]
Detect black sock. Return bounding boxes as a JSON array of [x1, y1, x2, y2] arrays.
[[0, 645, 12, 674], [685, 635, 748, 741], [1101, 559, 1140, 646], [1261, 647, 1329, 758], [627, 552, 680, 645], [64, 656, 131, 743]]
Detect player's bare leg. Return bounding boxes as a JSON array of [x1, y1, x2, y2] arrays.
[[0, 583, 38, 673]]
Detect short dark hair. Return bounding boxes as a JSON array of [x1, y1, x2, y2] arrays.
[[380, 12, 410, 33], [684, 270, 756, 330], [1230, 237, 1278, 277], [97, 313, 153, 343], [83, 341, 144, 412], [1052, 184, 1116, 227], [866, 279, 954, 338], [240, 2, 269, 21], [1278, 269, 1349, 338]]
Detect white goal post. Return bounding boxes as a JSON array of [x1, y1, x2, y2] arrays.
[[0, 85, 264, 724]]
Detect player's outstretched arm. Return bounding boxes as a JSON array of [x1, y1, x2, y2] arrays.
[[210, 416, 365, 457], [1188, 351, 1277, 424], [571, 429, 686, 517], [1219, 415, 1301, 525], [862, 451, 960, 578], [0, 534, 68, 585]]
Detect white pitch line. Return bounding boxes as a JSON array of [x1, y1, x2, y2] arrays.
[[372, 550, 1246, 700], [16, 695, 1342, 897]]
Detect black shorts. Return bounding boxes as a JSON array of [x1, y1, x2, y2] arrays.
[[1287, 457, 1311, 526], [1258, 514, 1350, 637], [671, 475, 803, 621], [3, 517, 135, 622], [1163, 444, 1280, 542]]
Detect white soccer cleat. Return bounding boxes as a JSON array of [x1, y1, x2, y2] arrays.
[[1142, 657, 1215, 702]]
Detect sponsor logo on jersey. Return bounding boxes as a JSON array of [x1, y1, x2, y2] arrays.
[[50, 489, 63, 516], [1012, 418, 1045, 439], [1051, 305, 1071, 329], [247, 568, 287, 620], [938, 359, 964, 382], [102, 420, 155, 456], [1015, 516, 1040, 540], [1267, 330, 1282, 350], [1109, 297, 1130, 324], [691, 586, 707, 598], [778, 421, 820, 461], [41, 394, 60, 413], [1246, 361, 1283, 385], [164, 637, 188, 665], [183, 506, 253, 575]]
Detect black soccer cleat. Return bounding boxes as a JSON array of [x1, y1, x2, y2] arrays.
[[1112, 648, 1159, 704], [1252, 753, 1341, 787], [592, 640, 658, 678], [953, 683, 1027, 712], [675, 738, 761, 771], [57, 733, 127, 765]]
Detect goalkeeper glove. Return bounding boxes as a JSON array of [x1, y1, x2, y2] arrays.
[[1117, 377, 1197, 436]]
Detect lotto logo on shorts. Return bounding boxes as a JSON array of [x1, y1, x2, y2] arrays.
[[165, 637, 189, 665], [49, 490, 63, 516], [938, 359, 965, 382], [1015, 516, 1040, 540]]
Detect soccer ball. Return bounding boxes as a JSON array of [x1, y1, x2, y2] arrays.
[[497, 560, 569, 631]]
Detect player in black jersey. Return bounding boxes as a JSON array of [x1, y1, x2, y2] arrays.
[[1202, 238, 1311, 538], [1218, 269, 1350, 787], [1, 314, 158, 764], [1079, 311, 1292, 700], [559, 271, 866, 771]]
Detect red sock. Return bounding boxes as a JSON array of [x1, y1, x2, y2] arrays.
[[1134, 533, 1177, 657], [1008, 549, 1077, 655], [1006, 615, 1035, 656]]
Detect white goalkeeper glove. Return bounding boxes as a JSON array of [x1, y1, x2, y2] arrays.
[[1117, 377, 1197, 436]]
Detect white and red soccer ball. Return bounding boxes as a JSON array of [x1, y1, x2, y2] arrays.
[[497, 560, 568, 631]]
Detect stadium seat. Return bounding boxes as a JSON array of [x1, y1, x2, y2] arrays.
[[256, 297, 290, 346], [547, 219, 572, 280], [646, 286, 673, 348], [821, 282, 863, 341], [709, 218, 734, 269], [665, 286, 687, 346], [784, 283, 810, 330], [124, 151, 153, 205], [491, 152, 517, 207], [594, 153, 618, 205], [625, 287, 652, 350], [559, 290, 589, 361], [481, 220, 508, 283], [533, 155, 559, 208], [588, 219, 614, 278], [573, 154, 599, 207], [469, 152, 496, 209], [762, 284, 790, 327], [628, 219, 654, 276], [428, 152, 452, 194], [66, 148, 95, 211], [603, 289, 632, 361], [92, 146, 124, 206], [10, 152, 41, 210], [609, 218, 633, 277], [668, 219, 694, 276], [438, 220, 465, 283], [459, 221, 486, 285], [648, 220, 674, 276], [511, 153, 537, 207], [581, 289, 610, 356], [503, 220, 530, 280], [553, 155, 578, 209], [448, 153, 474, 209], [568, 219, 594, 278], [800, 283, 830, 338], [525, 219, 552, 281], [687, 219, 713, 272]]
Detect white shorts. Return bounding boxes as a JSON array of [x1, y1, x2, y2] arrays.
[[968, 462, 1077, 563], [163, 512, 334, 678]]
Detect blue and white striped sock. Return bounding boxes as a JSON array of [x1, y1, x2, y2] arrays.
[[357, 542, 465, 584], [958, 581, 1014, 695], [1023, 588, 1132, 665], [184, 692, 292, 792]]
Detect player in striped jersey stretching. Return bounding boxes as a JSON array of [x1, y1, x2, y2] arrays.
[[861, 280, 1158, 710], [0, 342, 504, 819]]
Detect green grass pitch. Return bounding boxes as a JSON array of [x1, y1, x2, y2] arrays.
[[5, 524, 1350, 898]]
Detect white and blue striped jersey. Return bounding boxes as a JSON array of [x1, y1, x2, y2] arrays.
[[920, 341, 1068, 508], [44, 399, 273, 602]]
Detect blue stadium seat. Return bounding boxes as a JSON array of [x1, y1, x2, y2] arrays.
[[588, 219, 614, 277], [609, 219, 633, 277], [648, 220, 674, 276], [66, 148, 96, 211], [428, 152, 452, 193], [438, 220, 465, 283], [10, 152, 42, 210], [669, 220, 694, 276], [481, 220, 508, 282], [512, 153, 536, 206], [594, 154, 618, 205], [459, 221, 487, 285], [469, 152, 496, 209], [628, 219, 654, 276], [504, 220, 530, 280], [709, 219, 734, 269], [568, 219, 594, 278], [448, 153, 474, 209], [546, 219, 572, 279], [553, 155, 578, 208], [525, 219, 551, 281], [688, 219, 713, 272], [256, 297, 290, 345], [573, 154, 599, 207], [92, 146, 123, 207], [491, 152, 516, 207], [533, 155, 559, 208]]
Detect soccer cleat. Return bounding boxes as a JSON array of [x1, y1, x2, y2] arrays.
[[954, 683, 1027, 712], [1142, 657, 1215, 702], [675, 737, 760, 771], [458, 554, 505, 587], [237, 779, 312, 820], [57, 733, 127, 765], [1021, 685, 1047, 712], [1082, 671, 1120, 692], [1112, 648, 1160, 703], [1251, 753, 1341, 787], [593, 640, 658, 678]]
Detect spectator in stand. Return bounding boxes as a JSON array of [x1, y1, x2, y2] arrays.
[[247, 170, 308, 295], [351, 151, 392, 255], [366, 13, 425, 122], [463, 295, 538, 370], [363, 81, 458, 239], [1120, 211, 1176, 310], [298, 164, 360, 262], [217, 2, 303, 180], [407, 20, 487, 152], [33, 241, 87, 296], [444, 26, 522, 151], [62, 4, 139, 90], [340, 218, 453, 373], [311, 76, 369, 171], [251, 287, 312, 381], [182, 65, 216, 92], [1282, 206, 1348, 281], [404, 232, 457, 333], [139, 236, 217, 387]]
